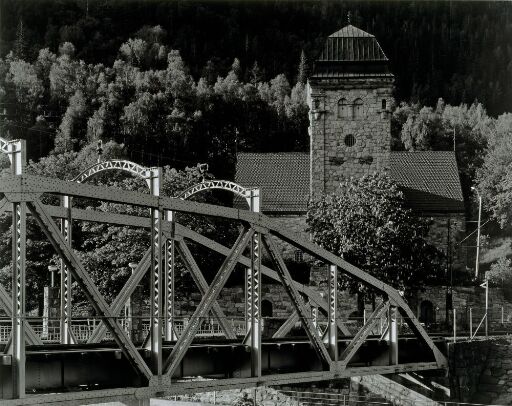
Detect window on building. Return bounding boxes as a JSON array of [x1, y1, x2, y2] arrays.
[[382, 99, 387, 110], [344, 134, 356, 147], [262, 299, 273, 317], [353, 98, 364, 119], [294, 249, 304, 262], [337, 98, 350, 118]]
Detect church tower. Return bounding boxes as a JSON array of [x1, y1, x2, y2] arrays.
[[307, 24, 394, 195]]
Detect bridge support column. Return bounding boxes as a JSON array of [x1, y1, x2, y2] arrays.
[[60, 195, 74, 344], [11, 201, 26, 399], [388, 305, 398, 365], [149, 168, 163, 376], [327, 264, 338, 361], [8, 139, 26, 399], [164, 210, 177, 341], [247, 189, 261, 377]]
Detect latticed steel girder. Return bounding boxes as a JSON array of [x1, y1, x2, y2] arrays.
[[24, 198, 153, 382], [178, 179, 253, 204], [163, 228, 255, 377], [0, 172, 448, 401], [73, 159, 156, 187]]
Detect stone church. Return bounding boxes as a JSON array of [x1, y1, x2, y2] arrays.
[[235, 24, 466, 277]]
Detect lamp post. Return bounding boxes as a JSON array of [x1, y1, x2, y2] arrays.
[[471, 187, 482, 279], [47, 265, 58, 288]]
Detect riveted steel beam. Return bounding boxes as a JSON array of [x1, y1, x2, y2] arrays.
[[326, 265, 338, 361], [272, 310, 299, 338], [59, 195, 75, 345], [163, 228, 254, 377], [0, 174, 443, 366], [262, 234, 332, 370], [338, 301, 389, 370], [175, 240, 237, 339], [26, 199, 152, 382], [11, 201, 26, 398]]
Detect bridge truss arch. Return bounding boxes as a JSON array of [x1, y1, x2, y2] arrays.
[[62, 159, 162, 354]]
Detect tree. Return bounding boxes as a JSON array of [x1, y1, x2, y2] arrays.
[[297, 49, 308, 85], [307, 173, 445, 297], [476, 113, 512, 226], [13, 19, 28, 60]]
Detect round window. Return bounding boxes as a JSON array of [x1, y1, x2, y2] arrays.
[[344, 134, 356, 147]]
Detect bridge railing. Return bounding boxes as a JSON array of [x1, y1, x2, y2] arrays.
[[2, 307, 510, 345]]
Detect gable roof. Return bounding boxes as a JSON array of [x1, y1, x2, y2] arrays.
[[235, 153, 309, 213], [389, 151, 465, 213], [235, 151, 464, 214]]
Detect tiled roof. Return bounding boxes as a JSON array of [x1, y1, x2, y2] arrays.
[[311, 24, 392, 80], [235, 153, 309, 213], [389, 151, 465, 213], [235, 151, 464, 214]]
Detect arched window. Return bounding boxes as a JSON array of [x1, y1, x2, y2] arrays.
[[353, 98, 364, 119], [382, 99, 387, 110], [262, 299, 273, 317], [337, 98, 350, 118]]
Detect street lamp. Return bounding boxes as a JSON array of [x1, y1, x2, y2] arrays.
[[471, 186, 482, 279], [47, 265, 59, 288]]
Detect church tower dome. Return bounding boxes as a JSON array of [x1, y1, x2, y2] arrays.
[[307, 24, 394, 195]]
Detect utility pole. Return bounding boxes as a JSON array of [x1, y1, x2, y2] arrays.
[[471, 187, 482, 279]]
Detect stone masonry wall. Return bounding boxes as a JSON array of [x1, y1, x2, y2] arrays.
[[449, 337, 512, 404], [267, 214, 309, 259], [308, 79, 393, 196], [425, 214, 467, 273]]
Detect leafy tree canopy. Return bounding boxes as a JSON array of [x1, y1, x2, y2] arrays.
[[306, 173, 445, 294]]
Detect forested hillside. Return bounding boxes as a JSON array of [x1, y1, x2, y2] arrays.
[[2, 0, 511, 115]]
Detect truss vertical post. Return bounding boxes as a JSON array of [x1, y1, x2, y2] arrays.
[[248, 189, 261, 377], [388, 304, 398, 365], [327, 265, 338, 361], [11, 201, 26, 398], [60, 195, 74, 344], [164, 210, 177, 341], [8, 139, 26, 399], [149, 168, 163, 376]]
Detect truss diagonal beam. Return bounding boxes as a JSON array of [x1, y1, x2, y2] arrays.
[[262, 234, 332, 369], [0, 197, 9, 217], [11, 202, 349, 336], [172, 226, 350, 336], [26, 199, 152, 381], [0, 283, 42, 346], [87, 249, 151, 343], [273, 310, 299, 338], [338, 301, 389, 369], [175, 240, 237, 339], [163, 228, 254, 377]]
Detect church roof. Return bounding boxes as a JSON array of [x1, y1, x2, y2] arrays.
[[389, 151, 465, 213], [235, 153, 310, 213], [234, 151, 464, 214], [311, 24, 392, 79]]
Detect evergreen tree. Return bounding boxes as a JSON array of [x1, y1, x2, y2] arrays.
[[14, 19, 28, 60], [297, 50, 308, 85]]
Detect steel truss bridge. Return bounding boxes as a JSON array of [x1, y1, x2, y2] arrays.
[[0, 137, 447, 405]]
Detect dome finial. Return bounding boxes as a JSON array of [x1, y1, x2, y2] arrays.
[[347, 11, 351, 25]]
